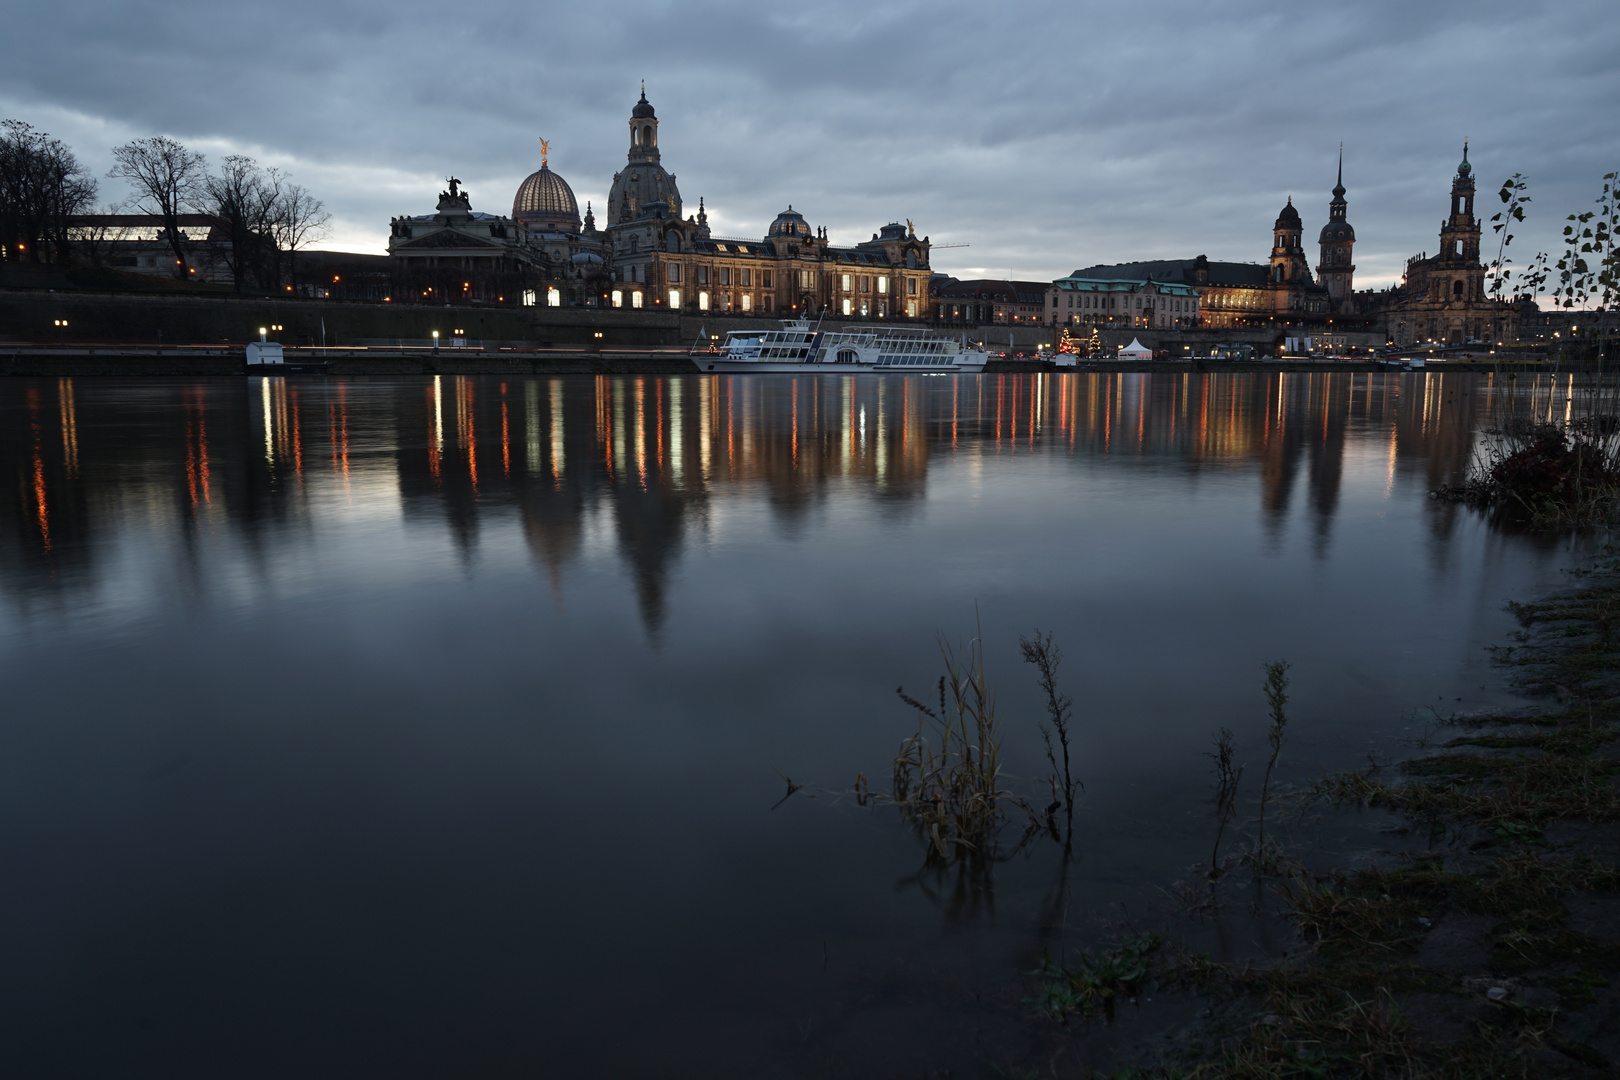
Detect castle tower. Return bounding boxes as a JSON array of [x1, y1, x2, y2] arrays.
[[1270, 197, 1311, 284], [1316, 148, 1356, 304]]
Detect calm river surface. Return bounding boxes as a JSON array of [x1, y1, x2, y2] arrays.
[[0, 371, 1591, 1076]]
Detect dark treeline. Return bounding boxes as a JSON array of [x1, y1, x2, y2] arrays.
[[0, 120, 98, 265], [2, 123, 329, 292]]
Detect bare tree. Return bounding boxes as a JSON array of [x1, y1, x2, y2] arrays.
[[75, 203, 123, 268], [108, 136, 206, 279], [269, 182, 330, 291], [1, 120, 97, 265], [203, 155, 279, 290]]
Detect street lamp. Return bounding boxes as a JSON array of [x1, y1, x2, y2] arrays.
[[432, 330, 440, 355]]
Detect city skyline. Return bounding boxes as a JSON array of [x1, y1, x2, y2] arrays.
[[2, 1, 1616, 291]]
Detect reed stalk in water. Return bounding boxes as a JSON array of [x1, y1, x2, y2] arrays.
[[1257, 660, 1291, 865], [1208, 727, 1242, 883], [1019, 629, 1078, 843]]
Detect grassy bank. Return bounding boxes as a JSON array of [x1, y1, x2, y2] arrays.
[[1109, 557, 1620, 1078]]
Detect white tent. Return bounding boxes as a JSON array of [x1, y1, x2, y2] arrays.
[[1118, 338, 1153, 360]]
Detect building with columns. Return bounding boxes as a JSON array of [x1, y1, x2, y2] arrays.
[[1044, 276, 1200, 329]]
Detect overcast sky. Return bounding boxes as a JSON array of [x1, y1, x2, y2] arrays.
[[4, 0, 1617, 289]]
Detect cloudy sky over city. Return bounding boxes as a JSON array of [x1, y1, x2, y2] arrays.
[[4, 0, 1616, 288]]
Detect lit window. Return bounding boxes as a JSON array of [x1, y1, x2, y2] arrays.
[[547, 287, 561, 307], [632, 291, 643, 309], [841, 274, 851, 291], [878, 277, 888, 294], [907, 301, 917, 317], [612, 289, 623, 308], [668, 289, 681, 308], [842, 298, 851, 315], [699, 291, 709, 311], [741, 294, 752, 312], [521, 289, 537, 307]]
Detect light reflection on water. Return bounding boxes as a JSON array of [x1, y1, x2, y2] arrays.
[[0, 372, 1589, 1076]]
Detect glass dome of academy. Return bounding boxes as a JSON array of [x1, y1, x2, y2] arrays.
[[512, 158, 580, 233], [384, 87, 938, 316]]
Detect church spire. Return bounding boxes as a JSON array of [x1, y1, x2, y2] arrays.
[[1333, 143, 1345, 199]]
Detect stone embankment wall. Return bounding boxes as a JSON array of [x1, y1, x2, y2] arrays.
[[0, 288, 1021, 349], [1, 288, 1383, 354]]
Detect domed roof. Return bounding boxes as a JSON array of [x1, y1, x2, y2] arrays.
[[769, 206, 809, 237], [1319, 221, 1356, 242], [608, 161, 681, 224], [1274, 197, 1301, 229], [513, 164, 580, 232], [1457, 141, 1472, 177], [632, 89, 656, 119]]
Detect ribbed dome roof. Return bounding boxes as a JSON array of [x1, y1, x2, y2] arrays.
[[513, 164, 580, 231], [1274, 198, 1301, 228], [632, 90, 656, 119]]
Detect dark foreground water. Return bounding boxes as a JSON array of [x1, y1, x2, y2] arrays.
[[0, 371, 1591, 1077]]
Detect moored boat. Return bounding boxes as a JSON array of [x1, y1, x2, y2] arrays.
[[692, 319, 988, 373]]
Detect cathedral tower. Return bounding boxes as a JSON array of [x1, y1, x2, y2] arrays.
[[1316, 149, 1356, 304], [1436, 143, 1484, 302]]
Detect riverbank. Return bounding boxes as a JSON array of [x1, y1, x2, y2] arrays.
[[1121, 556, 1620, 1078], [0, 345, 1551, 377]]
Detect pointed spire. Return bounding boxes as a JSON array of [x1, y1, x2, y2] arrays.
[[1333, 143, 1345, 198]]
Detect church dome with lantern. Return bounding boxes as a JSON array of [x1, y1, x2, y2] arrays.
[[513, 154, 580, 235]]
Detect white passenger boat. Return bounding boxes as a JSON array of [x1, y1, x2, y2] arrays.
[[691, 319, 989, 373]]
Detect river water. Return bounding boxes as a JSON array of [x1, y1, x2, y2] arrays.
[[0, 371, 1590, 1077]]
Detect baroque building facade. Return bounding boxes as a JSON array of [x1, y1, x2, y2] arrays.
[[600, 90, 933, 317], [385, 88, 934, 317]]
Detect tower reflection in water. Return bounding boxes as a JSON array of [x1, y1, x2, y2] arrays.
[[0, 371, 1559, 633]]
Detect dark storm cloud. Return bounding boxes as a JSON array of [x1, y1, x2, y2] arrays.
[[5, 0, 1617, 286]]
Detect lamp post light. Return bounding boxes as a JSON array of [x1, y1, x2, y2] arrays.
[[432, 330, 440, 355]]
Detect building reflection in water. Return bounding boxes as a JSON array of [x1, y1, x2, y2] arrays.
[[0, 371, 1572, 633]]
